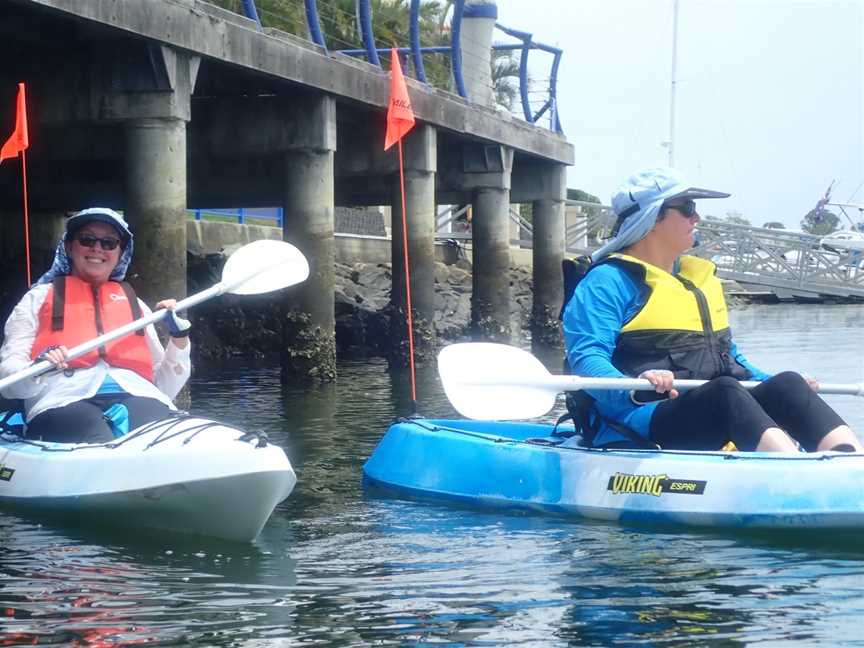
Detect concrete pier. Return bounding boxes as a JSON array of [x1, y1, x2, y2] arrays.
[[124, 118, 189, 305], [530, 165, 567, 349], [471, 183, 512, 341], [281, 96, 337, 382], [105, 45, 200, 306], [0, 0, 575, 371], [389, 125, 437, 363]]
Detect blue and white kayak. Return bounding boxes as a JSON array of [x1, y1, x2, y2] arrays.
[[0, 413, 296, 542], [363, 418, 864, 530]]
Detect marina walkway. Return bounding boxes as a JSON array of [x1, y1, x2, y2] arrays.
[[565, 208, 864, 301]]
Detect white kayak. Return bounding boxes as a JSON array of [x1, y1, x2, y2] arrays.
[[0, 413, 296, 542]]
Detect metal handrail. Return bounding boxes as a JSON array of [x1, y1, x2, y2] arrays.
[[357, 0, 382, 67], [305, 0, 327, 51], [494, 23, 563, 133], [569, 207, 864, 298], [450, 0, 468, 99], [409, 0, 426, 83], [241, 0, 261, 28], [228, 0, 560, 132], [190, 208, 284, 228]]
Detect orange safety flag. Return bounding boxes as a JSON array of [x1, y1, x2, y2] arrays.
[[0, 83, 29, 164], [384, 49, 415, 150]]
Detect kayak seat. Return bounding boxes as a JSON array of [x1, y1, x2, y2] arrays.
[[0, 402, 26, 437], [524, 414, 584, 447]]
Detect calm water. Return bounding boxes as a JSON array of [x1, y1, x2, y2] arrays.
[[3, 303, 864, 646]]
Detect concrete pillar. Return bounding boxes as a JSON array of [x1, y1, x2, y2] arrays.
[[281, 95, 337, 382], [471, 186, 512, 341], [389, 125, 437, 365], [460, 1, 498, 107], [530, 165, 567, 350], [124, 118, 188, 304], [99, 44, 199, 306]]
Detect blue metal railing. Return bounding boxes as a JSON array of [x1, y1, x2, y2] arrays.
[[233, 0, 562, 134], [493, 23, 563, 133], [408, 0, 426, 83], [240, 0, 261, 28], [190, 208, 284, 227], [305, 0, 327, 50], [449, 0, 468, 101]]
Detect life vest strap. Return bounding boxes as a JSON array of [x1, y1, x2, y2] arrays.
[[49, 277, 144, 336], [119, 282, 145, 336], [51, 276, 65, 331]]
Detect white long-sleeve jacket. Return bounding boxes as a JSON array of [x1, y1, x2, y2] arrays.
[[0, 282, 191, 421]]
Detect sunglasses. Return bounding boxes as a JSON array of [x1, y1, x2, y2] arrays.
[[75, 234, 122, 251], [665, 200, 698, 218]]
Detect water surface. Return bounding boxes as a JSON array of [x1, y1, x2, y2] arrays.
[[1, 303, 864, 646]]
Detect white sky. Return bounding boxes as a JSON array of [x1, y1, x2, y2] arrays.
[[494, 0, 863, 229]]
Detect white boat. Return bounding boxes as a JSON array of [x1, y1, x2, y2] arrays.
[[819, 229, 864, 252], [0, 413, 296, 542]]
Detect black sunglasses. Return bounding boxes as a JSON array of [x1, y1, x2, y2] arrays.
[[664, 200, 698, 217], [75, 234, 122, 251]]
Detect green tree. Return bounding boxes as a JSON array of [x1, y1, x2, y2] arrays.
[[491, 49, 520, 110], [763, 221, 785, 229], [724, 213, 751, 226], [801, 208, 840, 235], [566, 189, 600, 203], [207, 1, 522, 103], [310, 1, 453, 89], [209, 0, 305, 33]]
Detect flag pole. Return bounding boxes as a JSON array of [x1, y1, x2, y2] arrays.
[[384, 47, 419, 414], [21, 147, 31, 286], [0, 82, 32, 286], [397, 137, 418, 409]]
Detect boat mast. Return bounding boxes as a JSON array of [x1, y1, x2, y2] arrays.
[[668, 0, 679, 167]]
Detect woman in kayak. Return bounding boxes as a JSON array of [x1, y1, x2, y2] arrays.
[[562, 167, 863, 453], [0, 207, 191, 443]]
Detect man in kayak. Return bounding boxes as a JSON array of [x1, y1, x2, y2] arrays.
[[561, 167, 863, 452], [0, 207, 191, 443]]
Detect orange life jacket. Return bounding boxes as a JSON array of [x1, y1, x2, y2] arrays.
[[31, 276, 154, 382]]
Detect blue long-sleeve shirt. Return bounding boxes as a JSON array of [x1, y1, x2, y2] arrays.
[[561, 262, 770, 446]]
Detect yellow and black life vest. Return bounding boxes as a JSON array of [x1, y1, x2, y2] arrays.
[[557, 253, 751, 447], [608, 253, 751, 382]]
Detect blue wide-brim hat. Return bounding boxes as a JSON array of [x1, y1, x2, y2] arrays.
[[64, 207, 133, 246], [34, 207, 135, 286], [592, 167, 730, 261]]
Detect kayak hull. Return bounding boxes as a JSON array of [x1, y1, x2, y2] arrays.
[[363, 419, 864, 530], [0, 416, 296, 542]]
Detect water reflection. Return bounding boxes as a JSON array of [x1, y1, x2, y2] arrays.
[[0, 512, 296, 645], [1, 304, 864, 645]]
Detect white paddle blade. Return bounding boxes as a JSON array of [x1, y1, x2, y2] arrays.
[[222, 239, 310, 295], [437, 343, 558, 420]]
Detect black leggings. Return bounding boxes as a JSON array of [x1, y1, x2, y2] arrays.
[[649, 372, 847, 452], [27, 394, 172, 444]]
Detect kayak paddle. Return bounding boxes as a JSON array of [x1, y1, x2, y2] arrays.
[[0, 239, 309, 393], [437, 342, 864, 420]]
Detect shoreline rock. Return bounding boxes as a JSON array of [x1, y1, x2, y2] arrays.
[[0, 250, 751, 367], [188, 252, 536, 365]]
